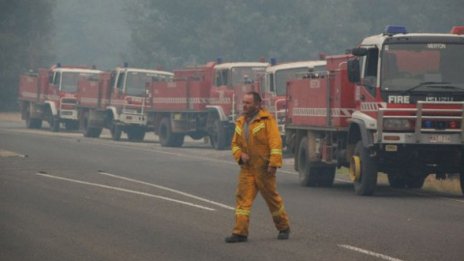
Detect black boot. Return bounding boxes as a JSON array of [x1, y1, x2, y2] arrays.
[[225, 234, 248, 243], [277, 229, 290, 240]]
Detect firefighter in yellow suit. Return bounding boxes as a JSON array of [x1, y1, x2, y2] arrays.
[[225, 91, 290, 243]]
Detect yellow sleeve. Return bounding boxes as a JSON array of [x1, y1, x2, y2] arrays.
[[266, 116, 283, 168], [231, 122, 242, 164]]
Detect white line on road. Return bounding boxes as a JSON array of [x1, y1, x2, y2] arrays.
[[338, 244, 404, 261], [35, 172, 215, 211], [97, 171, 235, 211]]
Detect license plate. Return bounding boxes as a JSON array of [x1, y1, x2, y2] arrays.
[[385, 145, 397, 152], [429, 135, 451, 143]]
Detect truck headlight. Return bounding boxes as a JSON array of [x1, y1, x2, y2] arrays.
[[383, 119, 412, 131]]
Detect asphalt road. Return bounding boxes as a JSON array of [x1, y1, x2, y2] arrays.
[[1, 118, 464, 261]]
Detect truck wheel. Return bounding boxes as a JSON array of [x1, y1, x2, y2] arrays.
[[171, 134, 185, 147], [127, 126, 145, 142], [210, 119, 227, 150], [25, 111, 42, 129], [111, 124, 122, 141], [64, 121, 79, 131], [318, 166, 336, 187], [49, 116, 60, 132], [87, 128, 102, 138], [81, 115, 101, 138], [297, 137, 321, 187], [159, 117, 175, 147], [352, 140, 377, 196]]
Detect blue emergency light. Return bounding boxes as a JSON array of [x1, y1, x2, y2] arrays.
[[270, 57, 277, 66], [423, 120, 433, 128], [384, 25, 407, 35]]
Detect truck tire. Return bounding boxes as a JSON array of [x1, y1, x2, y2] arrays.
[[210, 119, 227, 150], [81, 115, 102, 138], [49, 116, 60, 132], [25, 111, 42, 129], [318, 166, 336, 187], [297, 137, 323, 187], [352, 140, 377, 196], [64, 121, 79, 131], [127, 126, 145, 142], [111, 124, 122, 141], [171, 134, 185, 147], [159, 117, 178, 147]]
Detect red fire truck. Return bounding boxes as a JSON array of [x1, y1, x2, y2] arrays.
[[285, 25, 464, 195], [77, 65, 173, 140], [261, 60, 326, 139], [18, 64, 103, 132], [147, 60, 268, 149]]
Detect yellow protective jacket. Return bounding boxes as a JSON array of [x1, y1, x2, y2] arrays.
[[231, 108, 282, 169]]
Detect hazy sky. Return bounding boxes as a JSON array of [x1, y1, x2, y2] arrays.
[[53, 0, 131, 70]]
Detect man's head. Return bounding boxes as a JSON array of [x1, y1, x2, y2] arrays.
[[242, 91, 262, 118]]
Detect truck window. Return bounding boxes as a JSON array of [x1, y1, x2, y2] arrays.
[[215, 69, 229, 87], [116, 72, 125, 91], [54, 72, 61, 86], [362, 48, 378, 96]]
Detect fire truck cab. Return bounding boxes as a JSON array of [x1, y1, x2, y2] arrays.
[[345, 25, 464, 194], [286, 25, 464, 196], [19, 64, 103, 132], [148, 61, 268, 149], [262, 60, 326, 138], [208, 62, 268, 149], [77, 65, 173, 141]]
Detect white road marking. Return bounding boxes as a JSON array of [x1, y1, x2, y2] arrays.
[[338, 244, 404, 261], [97, 171, 235, 210], [35, 172, 215, 211]]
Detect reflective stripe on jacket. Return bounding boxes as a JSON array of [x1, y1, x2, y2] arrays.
[[231, 108, 282, 168]]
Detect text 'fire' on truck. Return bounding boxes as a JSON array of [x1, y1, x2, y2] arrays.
[[261, 60, 327, 142], [147, 60, 269, 149], [285, 25, 464, 196], [77, 65, 174, 141], [19, 64, 103, 132]]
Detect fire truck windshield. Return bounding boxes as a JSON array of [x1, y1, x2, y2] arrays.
[[61, 72, 99, 93], [125, 71, 171, 96], [381, 42, 464, 92], [230, 67, 266, 87]]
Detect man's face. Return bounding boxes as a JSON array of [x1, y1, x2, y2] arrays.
[[242, 94, 259, 116]]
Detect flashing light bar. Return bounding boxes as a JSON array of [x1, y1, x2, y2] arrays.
[[450, 26, 464, 35], [384, 25, 407, 35]]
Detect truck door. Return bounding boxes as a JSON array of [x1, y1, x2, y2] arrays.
[[359, 48, 379, 102]]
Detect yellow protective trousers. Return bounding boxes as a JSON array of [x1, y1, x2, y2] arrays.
[[232, 167, 290, 236]]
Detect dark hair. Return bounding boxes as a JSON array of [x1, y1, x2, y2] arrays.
[[245, 91, 262, 103]]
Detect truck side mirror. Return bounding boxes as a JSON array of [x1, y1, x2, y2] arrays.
[[347, 59, 361, 83]]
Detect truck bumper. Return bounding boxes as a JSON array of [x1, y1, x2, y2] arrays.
[[60, 109, 78, 120], [119, 113, 147, 126]]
